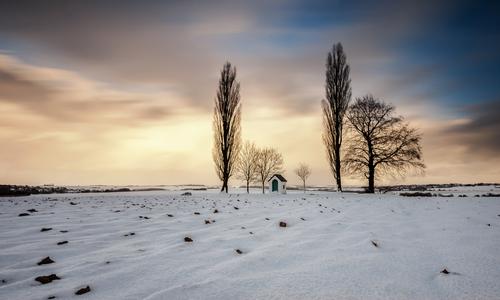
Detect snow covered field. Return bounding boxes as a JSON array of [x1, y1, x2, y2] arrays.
[[1, 187, 499, 300]]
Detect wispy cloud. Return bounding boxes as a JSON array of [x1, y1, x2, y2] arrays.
[[0, 54, 179, 123]]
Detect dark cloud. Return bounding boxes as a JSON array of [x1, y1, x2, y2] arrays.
[[0, 57, 172, 124], [445, 101, 500, 156], [0, 68, 54, 104]]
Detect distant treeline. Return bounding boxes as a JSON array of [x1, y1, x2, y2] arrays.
[[379, 183, 500, 193], [0, 185, 136, 196], [400, 191, 500, 197], [0, 185, 68, 196]]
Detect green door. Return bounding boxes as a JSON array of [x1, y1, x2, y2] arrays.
[[272, 179, 278, 192]]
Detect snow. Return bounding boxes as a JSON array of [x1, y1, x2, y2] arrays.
[[1, 187, 500, 299]]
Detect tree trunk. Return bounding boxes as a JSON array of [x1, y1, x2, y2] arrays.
[[262, 181, 265, 194], [303, 180, 306, 193], [335, 147, 342, 192], [367, 143, 375, 193], [246, 180, 249, 193], [335, 170, 342, 191], [221, 177, 228, 193], [367, 166, 375, 193], [367, 141, 375, 193]]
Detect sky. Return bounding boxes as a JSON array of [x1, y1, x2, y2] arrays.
[[0, 0, 499, 187]]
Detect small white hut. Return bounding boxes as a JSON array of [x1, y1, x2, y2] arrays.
[[268, 174, 287, 194]]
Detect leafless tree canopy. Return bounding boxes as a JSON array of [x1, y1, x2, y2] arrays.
[[322, 42, 351, 191], [236, 141, 259, 193], [294, 163, 311, 192], [255, 147, 284, 194], [212, 62, 242, 193], [345, 95, 425, 193]]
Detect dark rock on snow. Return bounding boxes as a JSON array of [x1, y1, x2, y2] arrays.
[[184, 237, 193, 242], [37, 256, 55, 265], [75, 286, 91, 295], [35, 274, 60, 284]]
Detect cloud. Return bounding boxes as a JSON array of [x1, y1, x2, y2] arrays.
[[1, 0, 442, 116], [444, 101, 500, 156], [0, 54, 177, 124], [1, 0, 481, 125]]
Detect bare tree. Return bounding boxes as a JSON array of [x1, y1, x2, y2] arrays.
[[212, 62, 242, 193], [294, 163, 311, 192], [322, 42, 352, 192], [255, 147, 284, 194], [236, 141, 259, 193], [345, 95, 425, 193]]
